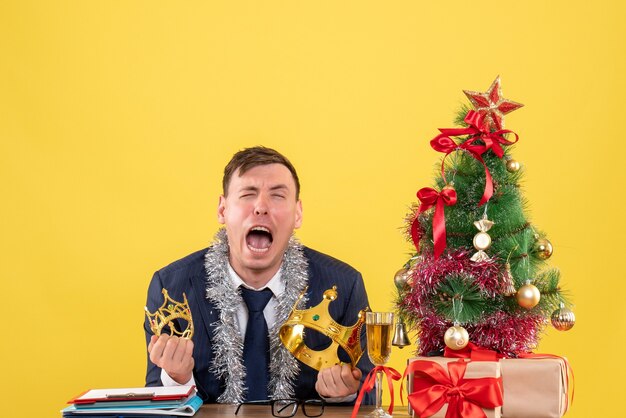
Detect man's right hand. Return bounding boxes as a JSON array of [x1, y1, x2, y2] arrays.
[[148, 334, 195, 384]]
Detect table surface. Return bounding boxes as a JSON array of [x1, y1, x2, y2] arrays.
[[194, 404, 412, 417]]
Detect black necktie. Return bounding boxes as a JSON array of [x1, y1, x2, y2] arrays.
[[240, 287, 273, 401]]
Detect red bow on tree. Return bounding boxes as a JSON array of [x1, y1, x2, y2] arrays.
[[430, 110, 519, 206], [403, 359, 503, 418], [460, 110, 519, 158], [411, 186, 457, 259]]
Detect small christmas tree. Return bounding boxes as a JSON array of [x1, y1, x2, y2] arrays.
[[395, 77, 575, 357]]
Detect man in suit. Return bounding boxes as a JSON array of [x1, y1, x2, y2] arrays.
[[145, 146, 373, 404]]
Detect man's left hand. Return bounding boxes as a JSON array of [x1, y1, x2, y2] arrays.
[[315, 364, 362, 398]]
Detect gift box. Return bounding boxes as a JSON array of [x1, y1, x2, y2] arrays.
[[406, 357, 503, 418], [500, 357, 569, 418]]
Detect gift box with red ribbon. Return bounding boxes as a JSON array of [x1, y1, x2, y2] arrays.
[[499, 357, 570, 418], [405, 351, 572, 418], [443, 344, 572, 418], [405, 357, 503, 418]]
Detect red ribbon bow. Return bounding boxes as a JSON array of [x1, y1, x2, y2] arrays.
[[403, 359, 503, 418], [351, 366, 401, 418], [430, 110, 519, 206], [435, 110, 519, 158], [461, 110, 519, 158], [410, 186, 457, 259], [430, 136, 492, 207]]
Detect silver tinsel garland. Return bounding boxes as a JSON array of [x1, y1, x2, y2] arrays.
[[204, 228, 309, 404]]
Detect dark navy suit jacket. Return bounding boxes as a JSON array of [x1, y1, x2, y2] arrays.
[[144, 246, 374, 404]]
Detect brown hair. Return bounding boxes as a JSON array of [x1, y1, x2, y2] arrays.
[[222, 146, 301, 199]]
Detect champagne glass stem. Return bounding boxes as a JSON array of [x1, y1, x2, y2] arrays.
[[375, 370, 383, 412]]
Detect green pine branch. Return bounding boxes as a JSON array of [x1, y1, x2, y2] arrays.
[[433, 274, 499, 323]]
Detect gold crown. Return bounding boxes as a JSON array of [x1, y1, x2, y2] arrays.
[[279, 286, 368, 371], [145, 289, 194, 339]]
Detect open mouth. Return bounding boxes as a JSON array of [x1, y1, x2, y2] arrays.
[[246, 226, 273, 253]]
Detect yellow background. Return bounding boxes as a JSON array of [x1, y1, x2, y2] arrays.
[[1, 1, 624, 416]]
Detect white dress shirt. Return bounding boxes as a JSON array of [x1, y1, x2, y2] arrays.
[[160, 265, 282, 387]]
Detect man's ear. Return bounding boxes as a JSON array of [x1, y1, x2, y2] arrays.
[[294, 200, 303, 229], [217, 195, 226, 224]]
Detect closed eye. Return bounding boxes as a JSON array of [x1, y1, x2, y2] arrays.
[[239, 187, 258, 198], [269, 185, 290, 199]]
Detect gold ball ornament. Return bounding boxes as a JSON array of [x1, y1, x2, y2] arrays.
[[517, 280, 541, 309], [444, 324, 469, 350], [551, 303, 576, 331], [394, 267, 411, 289], [506, 158, 521, 172], [442, 183, 456, 193], [534, 238, 554, 260]]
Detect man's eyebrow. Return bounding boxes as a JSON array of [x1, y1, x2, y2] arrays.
[[239, 186, 259, 193], [237, 184, 289, 193], [269, 184, 289, 192]]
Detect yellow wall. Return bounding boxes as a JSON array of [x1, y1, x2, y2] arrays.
[[1, 1, 624, 416]]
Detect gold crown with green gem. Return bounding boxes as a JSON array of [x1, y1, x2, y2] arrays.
[[145, 289, 194, 339], [279, 286, 368, 370]]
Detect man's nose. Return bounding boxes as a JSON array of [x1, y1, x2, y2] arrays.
[[254, 196, 269, 215]]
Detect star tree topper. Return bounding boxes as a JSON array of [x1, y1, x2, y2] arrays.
[[463, 76, 523, 130]]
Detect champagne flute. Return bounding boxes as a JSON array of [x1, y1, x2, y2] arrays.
[[366, 311, 394, 418]]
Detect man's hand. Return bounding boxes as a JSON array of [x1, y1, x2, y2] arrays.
[[148, 334, 195, 384], [315, 364, 362, 399]]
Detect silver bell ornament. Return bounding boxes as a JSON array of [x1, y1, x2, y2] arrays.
[[392, 318, 412, 348]]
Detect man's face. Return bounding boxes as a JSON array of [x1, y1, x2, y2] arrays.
[[217, 163, 303, 283]]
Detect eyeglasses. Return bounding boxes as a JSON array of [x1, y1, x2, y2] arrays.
[[235, 398, 325, 417]]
